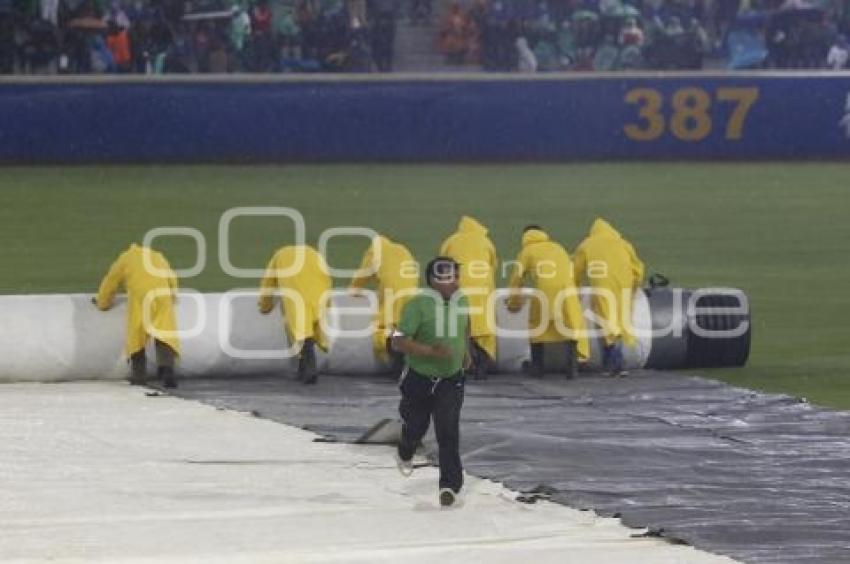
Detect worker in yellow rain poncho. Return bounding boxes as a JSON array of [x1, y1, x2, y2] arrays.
[[349, 234, 419, 373], [505, 226, 588, 379], [572, 218, 645, 377], [439, 216, 497, 379], [94, 243, 180, 388], [258, 245, 331, 385]]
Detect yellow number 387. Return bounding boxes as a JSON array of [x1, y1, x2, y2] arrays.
[[624, 87, 759, 142]]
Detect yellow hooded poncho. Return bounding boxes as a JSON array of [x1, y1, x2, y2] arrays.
[[572, 218, 645, 347], [349, 235, 419, 361], [439, 216, 498, 360], [259, 245, 331, 351], [506, 229, 589, 360], [96, 243, 180, 357]]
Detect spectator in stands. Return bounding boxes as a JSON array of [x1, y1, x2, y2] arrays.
[[106, 0, 131, 30], [129, 12, 156, 73], [516, 34, 537, 70], [347, 0, 368, 27], [106, 20, 132, 72], [370, 0, 400, 70], [250, 0, 275, 70], [466, 0, 487, 63], [209, 33, 230, 71], [666, 15, 685, 36], [619, 17, 644, 46], [439, 1, 472, 64], [766, 22, 792, 68], [557, 19, 577, 67], [526, 1, 558, 69], [230, 3, 252, 68], [533, 26, 560, 70], [145, 9, 173, 67], [297, 0, 320, 61], [686, 17, 709, 68], [0, 0, 13, 74], [482, 0, 514, 70], [258, 245, 332, 385], [764, 6, 833, 68], [93, 243, 179, 388], [593, 33, 619, 69], [64, 26, 91, 73], [276, 4, 301, 62], [799, 15, 832, 67], [827, 33, 848, 68], [192, 22, 212, 72], [346, 18, 373, 70], [160, 33, 190, 72], [714, 0, 740, 46], [22, 17, 59, 73], [315, 8, 350, 69], [572, 13, 601, 70]]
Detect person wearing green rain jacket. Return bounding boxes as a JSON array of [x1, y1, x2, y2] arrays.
[[349, 234, 419, 373], [572, 218, 644, 377], [505, 226, 589, 378], [259, 245, 331, 384], [94, 243, 180, 388], [439, 216, 497, 379]]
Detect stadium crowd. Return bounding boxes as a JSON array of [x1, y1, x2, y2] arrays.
[[0, 0, 403, 73], [0, 0, 848, 73], [437, 0, 850, 70]]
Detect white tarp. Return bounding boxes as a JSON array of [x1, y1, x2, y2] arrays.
[[0, 381, 735, 563], [0, 291, 651, 382]]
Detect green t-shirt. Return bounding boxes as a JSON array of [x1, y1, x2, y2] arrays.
[[397, 291, 469, 378]]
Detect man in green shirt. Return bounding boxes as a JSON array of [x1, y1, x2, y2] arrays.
[[392, 257, 470, 508]]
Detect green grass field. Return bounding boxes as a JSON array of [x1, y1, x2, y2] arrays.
[[2, 163, 849, 407]]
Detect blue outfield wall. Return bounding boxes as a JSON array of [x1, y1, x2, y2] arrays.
[[2, 73, 850, 162]]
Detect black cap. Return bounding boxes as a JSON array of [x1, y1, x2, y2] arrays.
[[425, 256, 459, 284]]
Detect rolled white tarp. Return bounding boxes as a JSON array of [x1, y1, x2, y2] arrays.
[[0, 291, 652, 382]]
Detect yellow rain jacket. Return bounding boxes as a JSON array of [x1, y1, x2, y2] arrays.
[[439, 216, 498, 360], [506, 229, 589, 360], [96, 243, 180, 357], [259, 245, 331, 351], [349, 235, 419, 361], [572, 218, 645, 347]]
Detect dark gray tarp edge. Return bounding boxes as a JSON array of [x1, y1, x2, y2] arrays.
[[169, 371, 850, 564]]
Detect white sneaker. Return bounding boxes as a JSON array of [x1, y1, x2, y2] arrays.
[[439, 488, 456, 507], [395, 452, 414, 477]]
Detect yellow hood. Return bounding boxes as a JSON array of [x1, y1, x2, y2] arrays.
[[457, 215, 488, 236], [521, 228, 549, 247], [589, 218, 621, 239]]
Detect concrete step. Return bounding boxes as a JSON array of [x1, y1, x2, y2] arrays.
[[393, 21, 449, 72]]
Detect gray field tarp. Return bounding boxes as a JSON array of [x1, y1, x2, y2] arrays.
[[170, 371, 850, 564]]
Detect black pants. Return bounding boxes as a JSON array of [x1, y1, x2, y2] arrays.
[[397, 368, 465, 492], [130, 339, 176, 379]]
